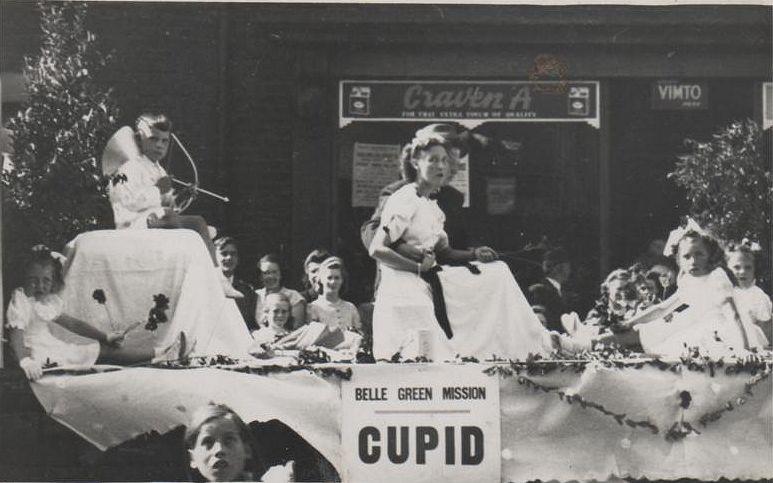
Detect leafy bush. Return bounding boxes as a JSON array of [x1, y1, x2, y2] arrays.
[[669, 119, 772, 249], [2, 1, 119, 248]]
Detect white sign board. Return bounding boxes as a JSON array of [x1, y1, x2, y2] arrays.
[[351, 142, 402, 207], [448, 154, 470, 208], [341, 364, 500, 483]]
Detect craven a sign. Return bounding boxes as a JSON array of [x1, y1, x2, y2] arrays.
[[652, 80, 709, 110], [341, 364, 501, 483], [340, 80, 600, 129]]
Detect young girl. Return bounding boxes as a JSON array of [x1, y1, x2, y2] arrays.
[[306, 257, 362, 350], [7, 246, 186, 381], [726, 245, 771, 347], [255, 254, 306, 330], [633, 271, 662, 313], [623, 229, 758, 357], [648, 256, 678, 300], [251, 293, 292, 346]]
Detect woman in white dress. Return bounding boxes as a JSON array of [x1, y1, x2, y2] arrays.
[[368, 127, 558, 361]]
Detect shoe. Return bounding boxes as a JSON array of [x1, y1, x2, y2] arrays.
[[153, 331, 196, 363], [153, 333, 182, 363], [218, 270, 244, 299]]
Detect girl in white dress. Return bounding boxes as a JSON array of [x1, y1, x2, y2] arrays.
[[621, 228, 761, 357], [726, 245, 771, 347], [368, 129, 559, 361], [7, 247, 185, 380]]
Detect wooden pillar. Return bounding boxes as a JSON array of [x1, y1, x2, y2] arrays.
[[599, 81, 612, 277]]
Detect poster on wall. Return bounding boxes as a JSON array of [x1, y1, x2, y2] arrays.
[[486, 177, 516, 215], [340, 80, 600, 129], [341, 364, 501, 483], [448, 154, 470, 208], [352, 142, 402, 207]]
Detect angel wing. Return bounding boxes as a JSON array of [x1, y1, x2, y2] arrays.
[[101, 126, 140, 176]]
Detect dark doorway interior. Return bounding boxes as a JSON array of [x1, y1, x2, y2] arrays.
[[608, 79, 757, 269]]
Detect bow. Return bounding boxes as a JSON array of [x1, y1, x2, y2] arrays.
[[664, 217, 708, 256], [168, 133, 229, 213]]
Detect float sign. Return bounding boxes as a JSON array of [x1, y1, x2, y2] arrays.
[[341, 364, 500, 483], [651, 80, 708, 110]]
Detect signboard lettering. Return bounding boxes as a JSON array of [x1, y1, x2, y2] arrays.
[[652, 80, 708, 110], [340, 80, 600, 129], [342, 365, 500, 483]]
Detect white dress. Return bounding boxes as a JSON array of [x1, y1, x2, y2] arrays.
[[6, 288, 100, 366], [637, 268, 759, 357], [372, 184, 554, 361], [733, 284, 771, 348], [108, 155, 170, 229]]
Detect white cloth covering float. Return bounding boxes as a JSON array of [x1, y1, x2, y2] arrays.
[[58, 229, 251, 357]]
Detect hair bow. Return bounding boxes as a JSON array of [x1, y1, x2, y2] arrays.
[[663, 217, 707, 256]]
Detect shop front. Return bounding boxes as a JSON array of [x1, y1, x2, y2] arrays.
[[335, 80, 602, 304]]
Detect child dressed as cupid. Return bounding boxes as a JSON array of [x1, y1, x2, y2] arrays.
[[105, 112, 242, 299]]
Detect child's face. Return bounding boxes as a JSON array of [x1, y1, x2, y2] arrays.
[[637, 280, 656, 304], [678, 238, 710, 276], [607, 279, 635, 314], [189, 416, 249, 482], [265, 299, 290, 328], [216, 244, 239, 275], [727, 252, 755, 288], [137, 126, 170, 162], [25, 263, 55, 301], [321, 267, 343, 294], [259, 262, 281, 290], [650, 264, 676, 288]]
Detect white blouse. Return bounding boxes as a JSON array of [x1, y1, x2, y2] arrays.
[[108, 155, 170, 229], [378, 183, 449, 252]]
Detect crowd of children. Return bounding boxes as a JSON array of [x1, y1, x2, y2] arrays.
[[560, 220, 771, 357]]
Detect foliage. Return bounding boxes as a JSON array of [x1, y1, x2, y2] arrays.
[[2, 1, 119, 248], [669, 119, 772, 249]]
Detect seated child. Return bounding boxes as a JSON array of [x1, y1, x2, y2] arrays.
[[184, 403, 295, 482], [105, 112, 241, 299], [306, 257, 362, 350], [617, 227, 762, 357], [563, 268, 640, 347], [254, 254, 306, 330], [647, 256, 678, 300], [726, 245, 771, 347], [632, 269, 662, 313], [252, 293, 292, 346], [7, 246, 187, 380]]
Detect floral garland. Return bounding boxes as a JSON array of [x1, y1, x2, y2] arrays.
[[483, 351, 772, 442], [148, 354, 353, 380]]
